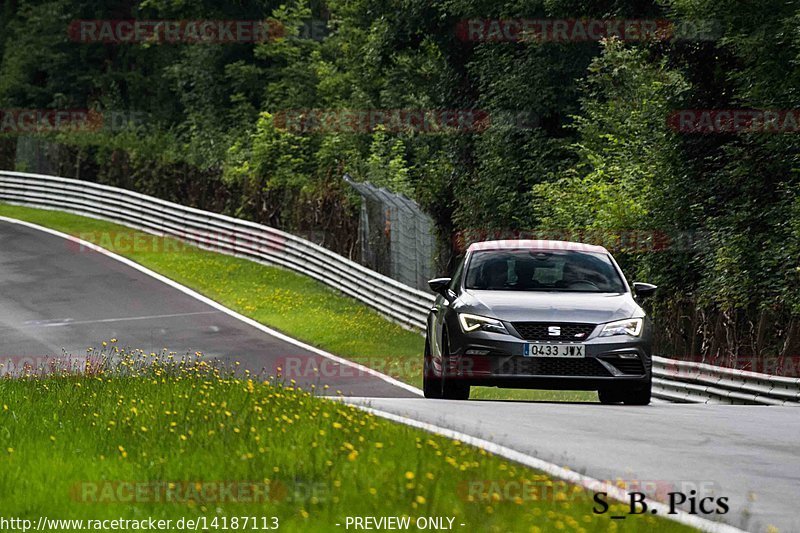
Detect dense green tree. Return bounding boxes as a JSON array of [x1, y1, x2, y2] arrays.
[[2, 0, 800, 364]]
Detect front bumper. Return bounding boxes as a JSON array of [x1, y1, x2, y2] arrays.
[[443, 328, 652, 390]]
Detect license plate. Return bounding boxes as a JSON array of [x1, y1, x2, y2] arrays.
[[523, 343, 585, 358]]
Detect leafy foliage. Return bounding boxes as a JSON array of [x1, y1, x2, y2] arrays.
[[2, 0, 800, 363]]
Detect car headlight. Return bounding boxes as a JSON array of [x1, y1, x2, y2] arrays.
[[599, 318, 643, 337], [458, 313, 509, 335]]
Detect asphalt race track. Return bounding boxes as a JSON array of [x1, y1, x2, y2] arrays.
[[0, 219, 416, 398], [342, 397, 800, 533], [2, 218, 799, 533]]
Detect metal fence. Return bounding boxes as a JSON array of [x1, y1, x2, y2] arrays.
[[14, 137, 58, 176], [1, 170, 798, 405], [345, 175, 436, 291]]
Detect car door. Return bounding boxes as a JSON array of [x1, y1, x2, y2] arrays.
[[431, 257, 465, 359]]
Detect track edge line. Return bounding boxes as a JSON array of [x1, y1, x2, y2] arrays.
[[0, 215, 423, 397]]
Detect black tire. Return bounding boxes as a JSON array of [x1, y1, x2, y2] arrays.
[[598, 387, 623, 404], [439, 332, 470, 400], [622, 379, 652, 406], [422, 338, 443, 399], [599, 379, 652, 406], [441, 379, 470, 400], [423, 332, 470, 400]]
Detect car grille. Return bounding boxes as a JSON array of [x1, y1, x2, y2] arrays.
[[512, 322, 596, 341], [496, 357, 610, 377], [602, 357, 646, 375]]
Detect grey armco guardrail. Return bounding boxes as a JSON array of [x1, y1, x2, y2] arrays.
[[2, 170, 798, 405], [653, 356, 800, 405], [0, 170, 434, 330]]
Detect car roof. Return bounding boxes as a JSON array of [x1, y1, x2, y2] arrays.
[[466, 239, 609, 254]]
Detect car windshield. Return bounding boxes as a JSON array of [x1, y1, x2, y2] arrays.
[[464, 249, 626, 293]]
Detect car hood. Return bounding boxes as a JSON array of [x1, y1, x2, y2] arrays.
[[458, 290, 641, 324]]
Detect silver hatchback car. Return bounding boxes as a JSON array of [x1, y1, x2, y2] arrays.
[[424, 240, 657, 404]]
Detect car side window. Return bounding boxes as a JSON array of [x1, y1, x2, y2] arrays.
[[448, 257, 465, 293]]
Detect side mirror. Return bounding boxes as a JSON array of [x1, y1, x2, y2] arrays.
[[428, 277, 452, 297], [632, 282, 658, 298]]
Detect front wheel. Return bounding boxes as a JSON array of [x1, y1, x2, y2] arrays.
[[598, 388, 622, 404], [423, 333, 470, 400], [598, 379, 651, 405], [622, 379, 651, 405], [423, 338, 443, 399], [441, 378, 470, 400]]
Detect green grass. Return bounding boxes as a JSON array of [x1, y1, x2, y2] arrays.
[[0, 351, 691, 532], [0, 203, 598, 403], [471, 388, 597, 402]]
